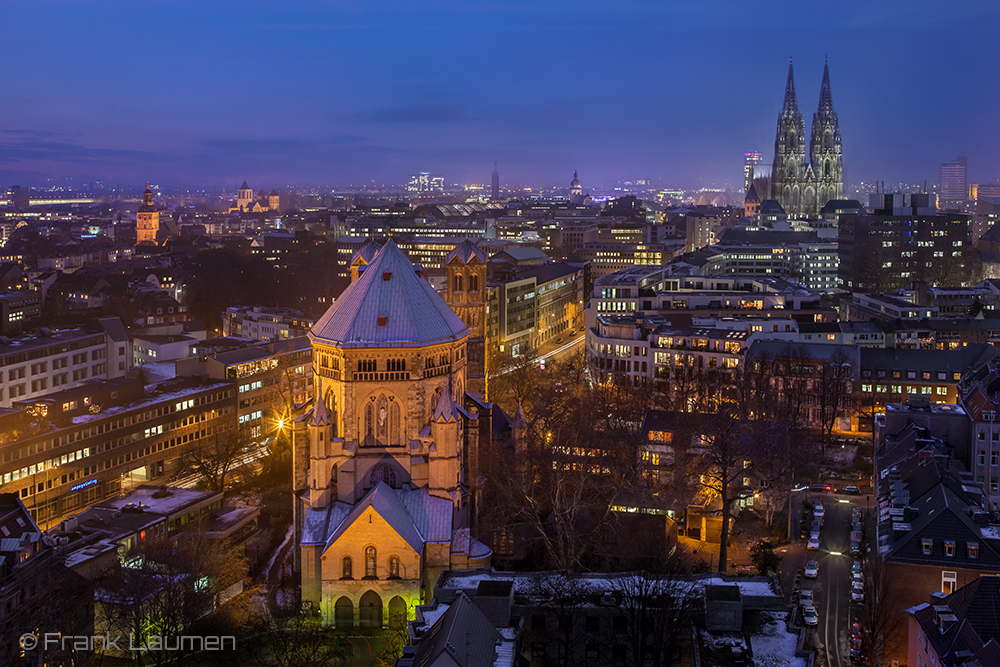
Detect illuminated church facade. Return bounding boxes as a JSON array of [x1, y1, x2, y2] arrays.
[[299, 239, 492, 627]]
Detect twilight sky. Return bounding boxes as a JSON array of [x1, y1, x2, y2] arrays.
[[2, 0, 998, 191]]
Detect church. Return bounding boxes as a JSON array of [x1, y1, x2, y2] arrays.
[[299, 239, 495, 628], [771, 58, 844, 218]]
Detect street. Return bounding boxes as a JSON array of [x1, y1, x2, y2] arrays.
[[782, 491, 864, 667]]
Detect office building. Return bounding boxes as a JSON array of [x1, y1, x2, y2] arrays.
[[491, 162, 500, 201], [939, 156, 969, 204], [743, 151, 763, 193]]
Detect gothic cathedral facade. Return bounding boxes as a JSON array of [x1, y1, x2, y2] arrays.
[[771, 58, 843, 218]]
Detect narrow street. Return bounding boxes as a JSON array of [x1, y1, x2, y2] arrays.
[[782, 491, 862, 667]]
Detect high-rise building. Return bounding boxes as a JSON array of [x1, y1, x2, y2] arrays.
[[743, 152, 762, 193], [407, 172, 445, 194], [491, 162, 500, 201], [771, 58, 844, 218], [135, 184, 160, 245], [939, 156, 968, 204], [9, 186, 29, 211]]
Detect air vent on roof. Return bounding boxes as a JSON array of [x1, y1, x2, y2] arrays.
[[38, 327, 52, 337], [383, 272, 391, 281], [0, 336, 11, 346]]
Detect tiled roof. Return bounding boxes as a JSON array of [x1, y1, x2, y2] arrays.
[[310, 239, 469, 348]]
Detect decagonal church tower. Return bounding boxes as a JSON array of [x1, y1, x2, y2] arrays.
[[771, 58, 843, 218], [300, 239, 492, 628]]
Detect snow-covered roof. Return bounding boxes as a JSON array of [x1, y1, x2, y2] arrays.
[[310, 239, 469, 348]]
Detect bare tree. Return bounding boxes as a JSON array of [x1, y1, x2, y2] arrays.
[[690, 410, 756, 573], [181, 425, 252, 492], [857, 551, 905, 667], [608, 568, 699, 667], [816, 347, 854, 458]]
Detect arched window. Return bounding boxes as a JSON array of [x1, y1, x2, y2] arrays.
[[342, 556, 353, 579], [365, 546, 377, 578], [390, 402, 401, 445], [388, 556, 400, 579], [376, 394, 388, 442], [469, 274, 479, 292], [364, 403, 374, 446], [454, 274, 463, 292]]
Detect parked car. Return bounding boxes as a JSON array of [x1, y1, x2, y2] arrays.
[[799, 589, 815, 607], [852, 582, 865, 602], [853, 572, 863, 587], [852, 560, 862, 576], [809, 483, 832, 492], [807, 534, 821, 550], [802, 606, 819, 626], [813, 503, 825, 520], [804, 561, 819, 578], [851, 622, 862, 638], [842, 485, 861, 495]]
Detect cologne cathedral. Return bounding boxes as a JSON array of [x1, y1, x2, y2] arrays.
[[771, 58, 844, 218]]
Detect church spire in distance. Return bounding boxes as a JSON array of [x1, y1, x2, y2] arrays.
[[781, 56, 798, 115], [817, 55, 835, 115]]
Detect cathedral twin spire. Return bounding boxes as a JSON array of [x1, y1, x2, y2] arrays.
[[771, 57, 844, 218]]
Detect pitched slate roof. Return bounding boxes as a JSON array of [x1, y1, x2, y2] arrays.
[[325, 482, 425, 553], [910, 578, 1000, 666], [433, 390, 459, 423], [310, 483, 453, 553], [411, 593, 500, 667], [445, 239, 486, 265], [311, 239, 469, 348]]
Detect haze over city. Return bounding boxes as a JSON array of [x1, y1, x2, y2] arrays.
[[2, 0, 998, 189]]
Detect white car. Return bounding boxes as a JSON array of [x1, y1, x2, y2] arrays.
[[852, 560, 862, 576], [799, 588, 815, 607], [852, 583, 865, 603], [802, 605, 819, 626], [807, 535, 821, 550], [813, 503, 825, 519], [804, 560, 819, 578]]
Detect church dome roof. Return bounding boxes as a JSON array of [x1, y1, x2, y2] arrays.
[[310, 238, 469, 348]]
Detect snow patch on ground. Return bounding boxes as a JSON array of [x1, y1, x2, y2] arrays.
[[749, 612, 805, 667]]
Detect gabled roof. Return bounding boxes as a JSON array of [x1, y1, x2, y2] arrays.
[[445, 239, 486, 265], [325, 482, 424, 554], [310, 239, 469, 347], [410, 593, 500, 667], [744, 184, 760, 204], [433, 390, 459, 423]]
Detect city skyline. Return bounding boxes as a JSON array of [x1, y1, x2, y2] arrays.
[[1, 1, 998, 190]]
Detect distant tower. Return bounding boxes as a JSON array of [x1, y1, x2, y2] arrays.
[[772, 59, 806, 216], [743, 152, 763, 193], [135, 183, 160, 245], [570, 169, 583, 199], [10, 186, 29, 211], [939, 157, 968, 204], [491, 163, 500, 201], [268, 189, 280, 211], [809, 57, 844, 211], [237, 181, 253, 211]]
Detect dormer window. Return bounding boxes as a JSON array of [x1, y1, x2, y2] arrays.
[[944, 540, 956, 557], [968, 542, 979, 559], [921, 538, 933, 555]]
